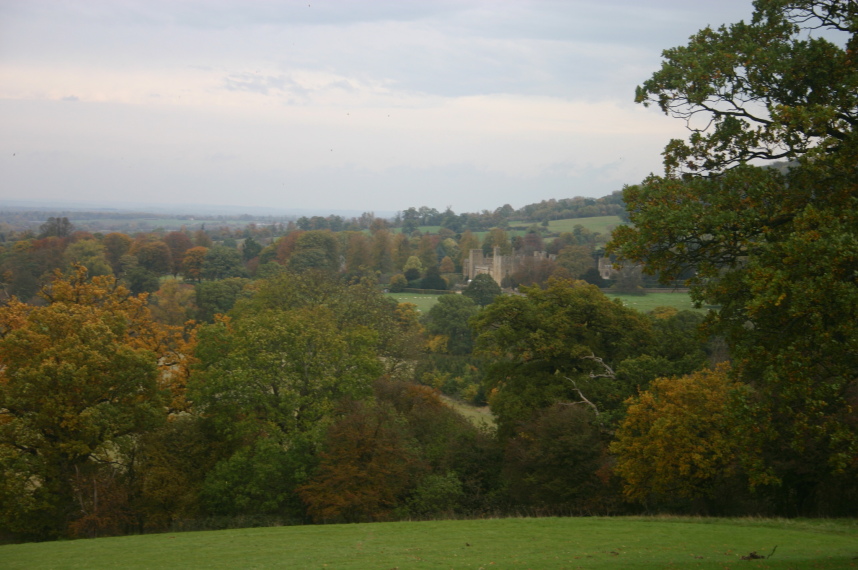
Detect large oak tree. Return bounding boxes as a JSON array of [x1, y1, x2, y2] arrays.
[[0, 267, 194, 538], [608, 0, 858, 510]]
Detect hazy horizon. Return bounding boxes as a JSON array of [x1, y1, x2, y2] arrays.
[[2, 1, 754, 213]]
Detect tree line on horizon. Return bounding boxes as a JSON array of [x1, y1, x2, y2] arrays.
[[0, 202, 623, 308], [0, 191, 626, 237]]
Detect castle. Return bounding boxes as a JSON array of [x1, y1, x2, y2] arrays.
[[463, 247, 556, 286]]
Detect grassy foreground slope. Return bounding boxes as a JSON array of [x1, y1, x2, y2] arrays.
[[3, 517, 856, 569]]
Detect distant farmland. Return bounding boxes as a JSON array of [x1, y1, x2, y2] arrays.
[[70, 217, 271, 232], [543, 215, 625, 236]]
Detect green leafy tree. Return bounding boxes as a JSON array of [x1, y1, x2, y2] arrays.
[[234, 271, 421, 378], [119, 255, 160, 296], [608, 0, 858, 507], [199, 437, 307, 519], [402, 255, 423, 282], [556, 245, 595, 279], [150, 280, 196, 327], [471, 278, 653, 438], [241, 236, 263, 262], [371, 230, 395, 274], [610, 264, 645, 295], [38, 216, 73, 238], [463, 273, 502, 306], [189, 307, 382, 515], [504, 404, 607, 511], [420, 264, 447, 290], [202, 245, 247, 281], [374, 379, 503, 514], [288, 230, 340, 273], [194, 277, 248, 322], [482, 228, 512, 256], [423, 294, 479, 355], [193, 229, 213, 248], [192, 275, 391, 442], [131, 415, 215, 530], [124, 266, 160, 295], [457, 230, 480, 267], [64, 239, 112, 277]]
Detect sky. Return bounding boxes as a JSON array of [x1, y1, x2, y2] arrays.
[[0, 0, 756, 215]]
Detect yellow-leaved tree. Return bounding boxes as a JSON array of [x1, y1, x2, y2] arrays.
[[610, 364, 741, 509]]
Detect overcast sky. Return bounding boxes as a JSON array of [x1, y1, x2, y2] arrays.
[[1, 0, 755, 215]]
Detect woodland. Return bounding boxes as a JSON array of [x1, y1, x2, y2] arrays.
[[0, 0, 856, 543]]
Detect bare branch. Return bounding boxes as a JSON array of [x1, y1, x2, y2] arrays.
[[562, 376, 601, 417], [582, 353, 616, 380]]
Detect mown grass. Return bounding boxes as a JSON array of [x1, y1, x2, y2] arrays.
[[3, 517, 856, 569], [386, 292, 442, 313], [604, 291, 710, 314]]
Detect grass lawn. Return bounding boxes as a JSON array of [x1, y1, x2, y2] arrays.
[[386, 292, 442, 313], [3, 517, 856, 569], [604, 291, 711, 314]]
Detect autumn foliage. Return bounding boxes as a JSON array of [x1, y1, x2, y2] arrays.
[[0, 266, 196, 538], [611, 364, 740, 505]]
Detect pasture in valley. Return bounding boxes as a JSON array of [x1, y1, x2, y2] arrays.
[[386, 292, 443, 313], [604, 291, 709, 314], [389, 290, 704, 316]]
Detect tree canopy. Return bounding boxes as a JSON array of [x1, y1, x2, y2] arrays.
[[609, 0, 858, 506], [463, 273, 502, 306], [0, 267, 194, 538], [471, 279, 654, 437]]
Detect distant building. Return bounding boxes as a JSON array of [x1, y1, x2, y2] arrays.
[[598, 257, 619, 280], [463, 247, 556, 286]]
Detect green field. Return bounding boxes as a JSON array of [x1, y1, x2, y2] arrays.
[[3, 517, 856, 569], [471, 229, 529, 242], [544, 215, 625, 236], [604, 291, 710, 314], [386, 292, 442, 313]]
